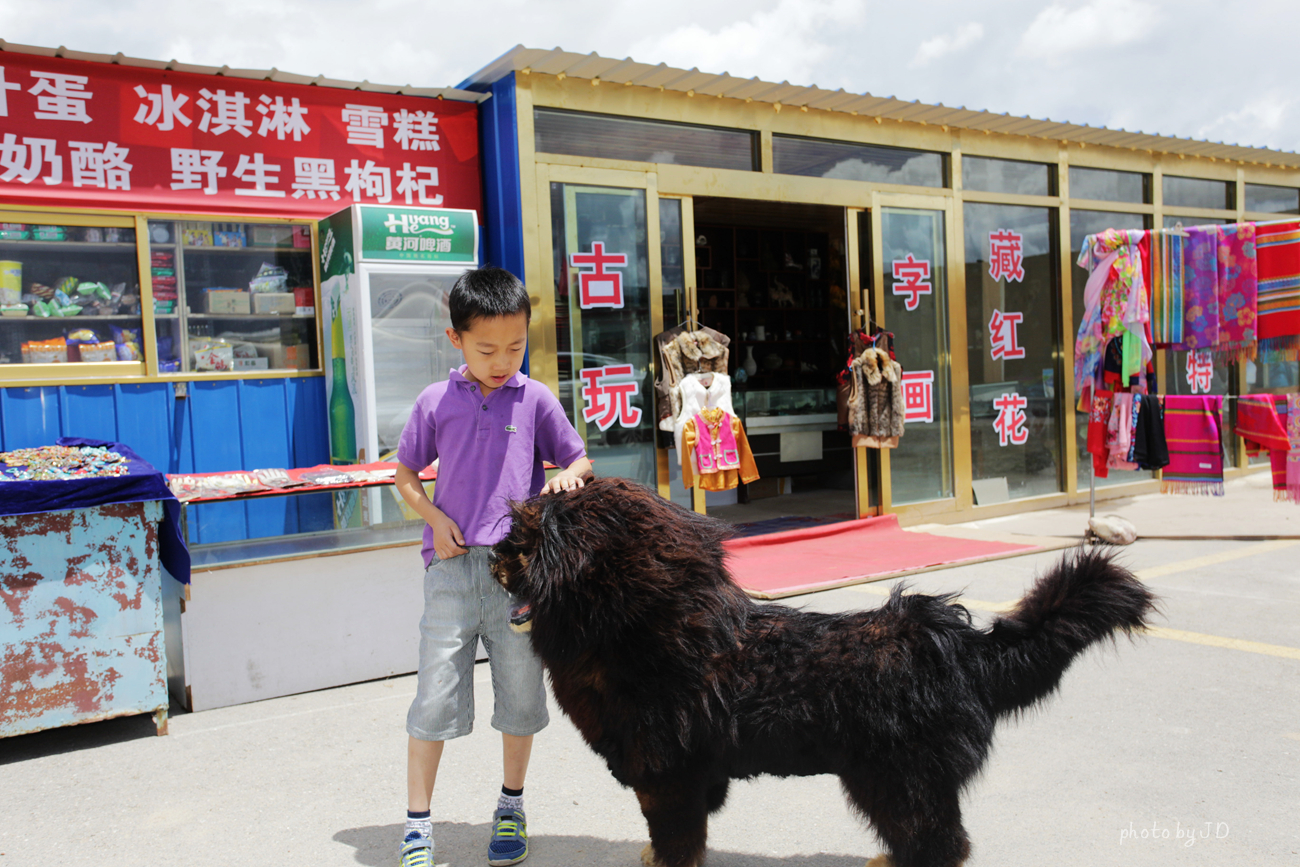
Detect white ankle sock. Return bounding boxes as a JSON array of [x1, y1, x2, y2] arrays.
[[497, 790, 524, 812], [405, 812, 433, 841]]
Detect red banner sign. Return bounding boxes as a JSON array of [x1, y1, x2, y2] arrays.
[[0, 52, 481, 217]]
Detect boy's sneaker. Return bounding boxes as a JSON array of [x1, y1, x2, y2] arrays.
[[488, 807, 528, 866], [400, 833, 434, 867]]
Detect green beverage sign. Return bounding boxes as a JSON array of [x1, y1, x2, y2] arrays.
[[358, 205, 478, 263]]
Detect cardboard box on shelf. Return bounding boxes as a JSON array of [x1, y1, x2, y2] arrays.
[[205, 290, 250, 314], [245, 341, 310, 370], [251, 292, 295, 314], [292, 286, 315, 316], [251, 225, 294, 247]]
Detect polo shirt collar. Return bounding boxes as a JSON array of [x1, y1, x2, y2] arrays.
[[448, 366, 527, 389]]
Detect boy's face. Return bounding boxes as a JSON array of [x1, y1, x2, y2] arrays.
[[447, 311, 529, 395]]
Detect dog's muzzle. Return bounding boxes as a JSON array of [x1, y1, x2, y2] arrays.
[[508, 600, 533, 633]]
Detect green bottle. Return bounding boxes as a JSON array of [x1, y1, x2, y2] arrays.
[[329, 298, 358, 465]]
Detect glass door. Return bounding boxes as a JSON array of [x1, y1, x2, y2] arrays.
[[870, 194, 957, 512]]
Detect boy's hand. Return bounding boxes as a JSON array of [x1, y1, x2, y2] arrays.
[[430, 511, 468, 559], [542, 470, 586, 494]]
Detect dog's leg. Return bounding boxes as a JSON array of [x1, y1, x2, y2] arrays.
[[635, 783, 708, 867], [843, 778, 969, 867]]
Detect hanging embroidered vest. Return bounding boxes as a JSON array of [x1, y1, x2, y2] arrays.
[[694, 410, 741, 472]]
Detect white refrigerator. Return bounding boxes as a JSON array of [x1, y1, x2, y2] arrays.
[[319, 204, 479, 527]]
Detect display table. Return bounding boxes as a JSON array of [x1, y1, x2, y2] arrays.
[[0, 438, 189, 738], [164, 462, 445, 712]]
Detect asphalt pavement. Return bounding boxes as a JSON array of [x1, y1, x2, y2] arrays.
[[2, 513, 1298, 866]]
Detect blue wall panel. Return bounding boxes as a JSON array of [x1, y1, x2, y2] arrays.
[[62, 385, 118, 444], [0, 375, 337, 542], [115, 383, 174, 472], [0, 386, 64, 450], [186, 380, 247, 544], [237, 379, 296, 538], [285, 376, 332, 532]]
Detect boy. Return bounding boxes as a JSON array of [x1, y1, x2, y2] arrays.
[[394, 266, 591, 867]]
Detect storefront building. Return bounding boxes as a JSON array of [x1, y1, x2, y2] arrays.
[[464, 46, 1300, 526], [0, 43, 484, 544]]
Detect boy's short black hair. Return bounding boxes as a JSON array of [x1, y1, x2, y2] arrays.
[[449, 266, 531, 332]]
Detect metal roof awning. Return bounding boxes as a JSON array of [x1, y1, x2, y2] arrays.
[[0, 40, 488, 103], [461, 45, 1300, 169]]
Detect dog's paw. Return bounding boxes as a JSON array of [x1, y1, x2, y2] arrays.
[[864, 856, 896, 867], [640, 843, 663, 867]]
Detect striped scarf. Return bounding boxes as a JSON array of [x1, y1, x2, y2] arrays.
[[1162, 395, 1224, 496], [1147, 229, 1185, 346], [1256, 221, 1300, 361]]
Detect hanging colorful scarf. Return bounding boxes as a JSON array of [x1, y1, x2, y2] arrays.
[[1147, 229, 1186, 346], [1234, 394, 1289, 456], [1086, 389, 1114, 478], [1288, 395, 1300, 503], [1162, 395, 1225, 496], [1132, 394, 1169, 471], [1075, 230, 1148, 398], [1214, 224, 1258, 362], [1265, 398, 1290, 500], [1175, 226, 1220, 351], [1255, 221, 1300, 361], [1108, 392, 1138, 471]]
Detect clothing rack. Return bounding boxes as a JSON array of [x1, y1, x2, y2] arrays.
[[1087, 391, 1289, 519]]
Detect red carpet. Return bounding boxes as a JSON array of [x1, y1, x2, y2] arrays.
[[724, 514, 1041, 598]]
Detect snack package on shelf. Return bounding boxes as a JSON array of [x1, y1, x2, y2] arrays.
[[181, 222, 214, 247], [0, 261, 21, 305], [79, 342, 118, 363], [111, 325, 142, 361], [23, 337, 69, 363], [191, 337, 234, 371], [248, 263, 289, 293], [0, 224, 30, 241], [1, 303, 28, 317]]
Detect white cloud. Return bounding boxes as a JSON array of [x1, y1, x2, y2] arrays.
[[1196, 94, 1295, 150], [909, 22, 984, 69], [627, 0, 866, 86], [1017, 0, 1159, 66]]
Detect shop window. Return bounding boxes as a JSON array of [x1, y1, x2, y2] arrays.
[[534, 109, 756, 172], [1163, 215, 1228, 229], [147, 220, 317, 374], [1244, 183, 1300, 215], [771, 135, 945, 188], [550, 183, 656, 487], [877, 208, 953, 504], [1068, 166, 1149, 204], [1069, 210, 1150, 491], [0, 221, 144, 370], [1163, 175, 1234, 210], [964, 203, 1063, 502], [962, 156, 1054, 196]]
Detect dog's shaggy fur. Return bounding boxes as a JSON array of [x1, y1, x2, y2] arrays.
[[492, 478, 1155, 867]]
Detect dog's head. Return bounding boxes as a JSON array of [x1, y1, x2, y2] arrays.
[[491, 477, 738, 661]]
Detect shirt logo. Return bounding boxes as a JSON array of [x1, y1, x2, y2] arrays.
[[505, 425, 518, 433]]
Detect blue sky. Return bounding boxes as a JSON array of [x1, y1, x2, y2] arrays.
[[3, 0, 1297, 154]]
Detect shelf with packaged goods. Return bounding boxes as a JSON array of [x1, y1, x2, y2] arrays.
[[149, 218, 320, 377], [0, 207, 322, 385]]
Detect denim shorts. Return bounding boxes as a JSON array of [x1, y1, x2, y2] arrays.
[[406, 547, 549, 741]]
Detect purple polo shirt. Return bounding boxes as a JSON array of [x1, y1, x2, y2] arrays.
[[397, 365, 586, 567]]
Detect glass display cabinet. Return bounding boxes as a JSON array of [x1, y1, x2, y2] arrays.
[[147, 219, 318, 374], [0, 216, 145, 373]]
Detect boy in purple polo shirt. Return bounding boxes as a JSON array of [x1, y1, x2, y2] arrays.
[[393, 267, 591, 867]]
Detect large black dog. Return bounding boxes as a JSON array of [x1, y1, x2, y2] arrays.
[[491, 478, 1154, 867]]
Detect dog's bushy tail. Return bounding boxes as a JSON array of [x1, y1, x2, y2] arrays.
[[982, 547, 1155, 718]]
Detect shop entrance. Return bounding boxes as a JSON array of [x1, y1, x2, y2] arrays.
[[686, 197, 869, 532]]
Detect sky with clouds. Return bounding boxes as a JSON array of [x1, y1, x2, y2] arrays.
[[3, 0, 1299, 154]]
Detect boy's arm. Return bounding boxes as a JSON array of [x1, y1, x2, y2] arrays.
[[541, 455, 593, 494], [395, 463, 468, 558]]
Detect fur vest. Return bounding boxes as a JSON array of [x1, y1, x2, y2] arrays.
[[848, 348, 905, 448]]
